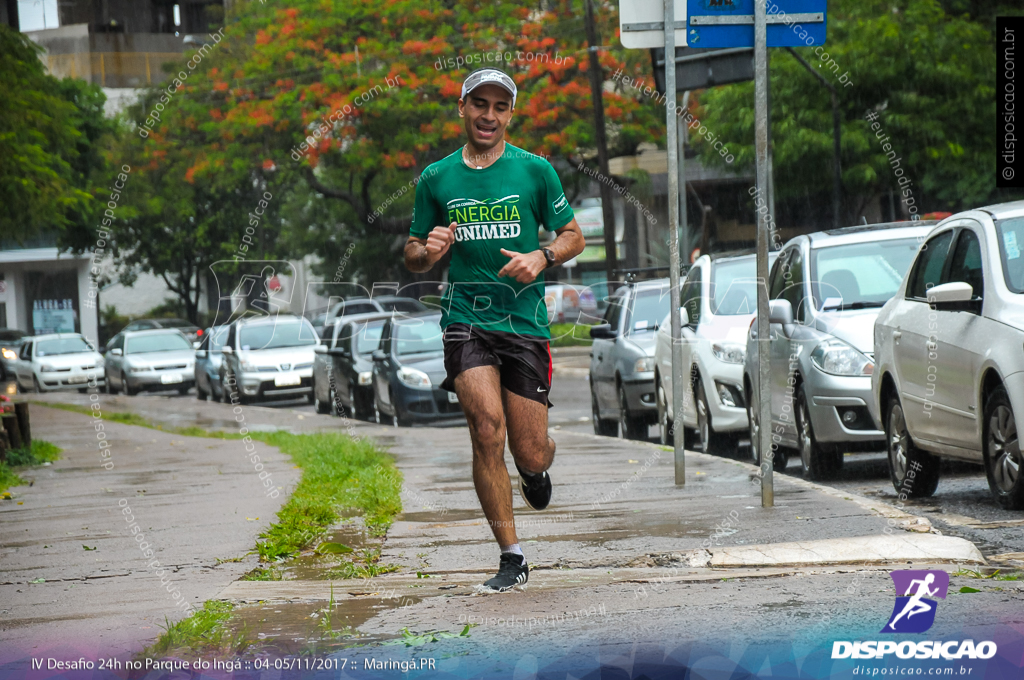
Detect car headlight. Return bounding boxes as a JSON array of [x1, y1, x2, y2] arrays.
[[1, 348, 16, 360], [397, 367, 432, 389], [40, 363, 57, 372], [810, 338, 874, 376], [126, 363, 146, 373], [711, 342, 746, 364], [239, 360, 258, 372], [358, 371, 373, 385], [633, 357, 655, 373]]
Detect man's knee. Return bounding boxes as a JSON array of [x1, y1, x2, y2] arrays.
[[469, 410, 505, 450]]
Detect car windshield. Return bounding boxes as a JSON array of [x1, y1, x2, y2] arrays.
[[711, 257, 759, 315], [239, 321, 317, 350], [355, 322, 386, 354], [126, 333, 192, 354], [395, 319, 443, 355], [379, 299, 425, 313], [208, 327, 228, 351], [628, 288, 670, 333], [811, 237, 921, 310], [996, 217, 1024, 293], [35, 337, 93, 356], [157, 319, 195, 329]]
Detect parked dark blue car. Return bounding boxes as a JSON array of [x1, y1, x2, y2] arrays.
[[370, 313, 464, 427]]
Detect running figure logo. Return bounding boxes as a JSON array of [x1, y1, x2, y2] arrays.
[[882, 570, 949, 634]]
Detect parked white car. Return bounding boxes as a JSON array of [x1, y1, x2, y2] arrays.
[[654, 251, 777, 453], [14, 333, 105, 393], [873, 201, 1024, 510], [220, 314, 318, 404]]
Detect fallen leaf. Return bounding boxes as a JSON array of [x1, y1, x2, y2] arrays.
[[315, 542, 353, 555], [959, 586, 981, 593], [83, 545, 96, 551]]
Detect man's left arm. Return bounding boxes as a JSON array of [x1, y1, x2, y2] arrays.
[[498, 220, 585, 284]]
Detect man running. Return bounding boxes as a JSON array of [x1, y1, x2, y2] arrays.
[[404, 68, 585, 592]]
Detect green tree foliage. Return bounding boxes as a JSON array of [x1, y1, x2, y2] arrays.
[[116, 0, 663, 286], [0, 25, 114, 245], [692, 0, 1024, 222]]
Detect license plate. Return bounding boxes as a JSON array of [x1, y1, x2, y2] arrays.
[[447, 391, 459, 403], [68, 375, 88, 384], [160, 373, 183, 384], [275, 375, 301, 387]]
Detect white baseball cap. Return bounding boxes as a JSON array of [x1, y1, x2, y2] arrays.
[[461, 68, 517, 108]]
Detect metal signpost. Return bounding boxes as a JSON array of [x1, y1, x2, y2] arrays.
[[620, 0, 688, 486], [621, 0, 826, 504]]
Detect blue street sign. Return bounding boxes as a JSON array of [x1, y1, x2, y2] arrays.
[[686, 0, 826, 48]]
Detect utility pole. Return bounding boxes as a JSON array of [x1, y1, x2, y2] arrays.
[[584, 0, 619, 288]]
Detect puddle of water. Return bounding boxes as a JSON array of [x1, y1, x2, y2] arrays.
[[283, 524, 375, 580], [400, 509, 480, 524], [227, 589, 430, 655]]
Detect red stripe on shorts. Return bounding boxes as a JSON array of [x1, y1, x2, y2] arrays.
[[546, 341, 552, 385]]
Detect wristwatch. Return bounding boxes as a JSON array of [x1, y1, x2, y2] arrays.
[[541, 247, 557, 269]]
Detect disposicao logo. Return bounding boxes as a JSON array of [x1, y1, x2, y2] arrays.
[[831, 569, 998, 661], [883, 569, 948, 633]]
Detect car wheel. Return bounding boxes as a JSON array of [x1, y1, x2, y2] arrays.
[[885, 391, 940, 497], [983, 386, 1024, 510], [389, 390, 408, 427], [105, 373, 118, 395], [696, 378, 733, 456], [121, 372, 138, 396], [796, 385, 843, 480], [657, 381, 671, 446], [314, 382, 331, 414], [32, 376, 42, 393], [618, 385, 647, 440], [591, 387, 618, 437], [747, 392, 787, 471], [196, 382, 207, 400]]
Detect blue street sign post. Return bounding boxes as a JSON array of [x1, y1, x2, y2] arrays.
[[686, 0, 826, 48], [685, 0, 825, 507]]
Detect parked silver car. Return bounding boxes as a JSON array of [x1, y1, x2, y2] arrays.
[[194, 325, 229, 401], [743, 222, 934, 479], [14, 333, 104, 393], [104, 329, 195, 395], [874, 202, 1024, 510], [589, 279, 670, 440], [220, 314, 318, 404], [655, 251, 778, 453]]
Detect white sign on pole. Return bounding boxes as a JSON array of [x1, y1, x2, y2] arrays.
[[619, 0, 687, 49]]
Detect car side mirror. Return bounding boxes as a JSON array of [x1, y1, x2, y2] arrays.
[[110, 348, 122, 356], [313, 345, 327, 355], [195, 350, 207, 358], [768, 300, 794, 326], [927, 281, 973, 307], [589, 324, 615, 340], [192, 341, 201, 349], [371, 350, 387, 362]]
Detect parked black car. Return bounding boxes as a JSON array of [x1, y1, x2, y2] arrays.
[[370, 313, 463, 427], [311, 312, 391, 418]]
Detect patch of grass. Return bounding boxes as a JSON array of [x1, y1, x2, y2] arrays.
[[1, 439, 63, 493], [549, 322, 594, 348], [241, 566, 282, 581], [140, 601, 253, 659], [952, 568, 1023, 581]]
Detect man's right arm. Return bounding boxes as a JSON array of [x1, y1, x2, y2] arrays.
[[404, 222, 458, 273]]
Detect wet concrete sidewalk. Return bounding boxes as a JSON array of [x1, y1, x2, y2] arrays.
[[0, 402, 299, 666], [5, 391, 996, 660]]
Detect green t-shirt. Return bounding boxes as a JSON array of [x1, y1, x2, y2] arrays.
[[410, 144, 574, 338]]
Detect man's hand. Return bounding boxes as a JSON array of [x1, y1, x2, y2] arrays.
[[498, 248, 547, 283], [426, 221, 458, 260]]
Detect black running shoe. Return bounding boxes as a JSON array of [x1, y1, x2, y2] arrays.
[[481, 552, 529, 592], [517, 465, 552, 510]]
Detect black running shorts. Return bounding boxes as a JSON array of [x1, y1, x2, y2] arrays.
[[441, 323, 553, 407]]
